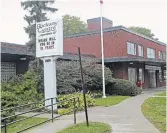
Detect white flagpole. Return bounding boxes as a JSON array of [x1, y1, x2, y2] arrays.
[[100, 0, 106, 98]]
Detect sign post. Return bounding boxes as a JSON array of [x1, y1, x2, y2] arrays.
[[78, 47, 89, 127], [36, 18, 63, 110]]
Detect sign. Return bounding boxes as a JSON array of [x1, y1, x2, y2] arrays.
[[36, 19, 63, 58]]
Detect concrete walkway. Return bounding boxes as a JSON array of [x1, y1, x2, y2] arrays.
[[27, 89, 165, 133]]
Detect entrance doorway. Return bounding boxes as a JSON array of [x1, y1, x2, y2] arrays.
[[148, 70, 156, 88]]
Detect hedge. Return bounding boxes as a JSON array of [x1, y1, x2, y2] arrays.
[[106, 79, 142, 96]]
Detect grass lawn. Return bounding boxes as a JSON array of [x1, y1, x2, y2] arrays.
[[57, 122, 111, 133], [95, 96, 130, 107], [141, 92, 166, 133], [1, 117, 48, 133], [155, 91, 166, 96]]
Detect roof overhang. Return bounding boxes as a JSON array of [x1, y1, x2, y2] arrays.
[[103, 56, 166, 66], [57, 53, 97, 61], [1, 53, 35, 62]]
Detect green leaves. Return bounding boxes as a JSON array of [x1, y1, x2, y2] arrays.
[[1, 91, 19, 122], [57, 93, 95, 112], [2, 70, 44, 105], [106, 79, 142, 96], [63, 14, 87, 35], [21, 1, 56, 54], [129, 26, 158, 40], [56, 60, 113, 94]]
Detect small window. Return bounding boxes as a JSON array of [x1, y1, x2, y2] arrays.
[[147, 48, 155, 58], [127, 42, 136, 55], [138, 45, 143, 57]]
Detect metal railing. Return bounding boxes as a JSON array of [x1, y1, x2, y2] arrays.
[[1, 97, 80, 133]]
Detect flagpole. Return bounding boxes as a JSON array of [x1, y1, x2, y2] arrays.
[[100, 0, 106, 98]]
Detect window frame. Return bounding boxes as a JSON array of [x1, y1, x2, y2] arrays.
[[138, 44, 144, 57], [139, 68, 144, 82], [127, 42, 136, 55], [147, 47, 155, 58], [158, 51, 166, 59], [162, 52, 166, 60], [128, 67, 137, 82], [158, 51, 163, 59], [1, 62, 16, 82]]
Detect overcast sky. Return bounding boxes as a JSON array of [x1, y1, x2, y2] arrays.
[[0, 0, 167, 44]]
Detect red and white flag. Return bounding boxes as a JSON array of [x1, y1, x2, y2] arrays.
[[100, 0, 103, 4]]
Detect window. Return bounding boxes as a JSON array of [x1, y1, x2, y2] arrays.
[[128, 67, 137, 82], [159, 70, 166, 81], [159, 70, 162, 82], [159, 51, 166, 59], [139, 68, 144, 82], [162, 52, 166, 59], [164, 70, 166, 80], [147, 48, 155, 58], [1, 62, 16, 82], [159, 51, 163, 59], [138, 45, 143, 57], [127, 42, 136, 55]]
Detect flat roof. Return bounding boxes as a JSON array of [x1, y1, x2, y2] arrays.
[[103, 56, 166, 65], [0, 42, 33, 56]]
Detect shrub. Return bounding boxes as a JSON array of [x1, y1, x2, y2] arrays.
[[106, 79, 142, 96], [88, 90, 103, 98], [1, 91, 19, 122], [57, 93, 95, 111], [1, 70, 44, 105], [56, 60, 113, 94]]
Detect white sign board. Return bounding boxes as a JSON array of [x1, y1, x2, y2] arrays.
[[36, 19, 63, 58]]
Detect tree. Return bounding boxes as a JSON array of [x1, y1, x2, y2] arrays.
[[21, 1, 57, 55], [129, 26, 158, 40], [63, 14, 87, 35]]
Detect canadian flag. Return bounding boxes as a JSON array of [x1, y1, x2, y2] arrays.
[[100, 0, 103, 4]]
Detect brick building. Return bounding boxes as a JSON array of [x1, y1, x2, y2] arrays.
[[0, 42, 94, 82], [64, 17, 166, 88], [1, 42, 34, 82]]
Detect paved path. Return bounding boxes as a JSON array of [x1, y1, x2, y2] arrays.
[[27, 89, 165, 133]]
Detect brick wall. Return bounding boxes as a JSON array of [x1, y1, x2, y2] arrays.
[[107, 63, 124, 79], [64, 30, 127, 58], [64, 29, 166, 59], [119, 30, 166, 59]]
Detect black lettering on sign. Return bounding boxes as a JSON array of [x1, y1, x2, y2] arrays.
[[51, 41, 55, 45], [40, 47, 43, 50], [45, 45, 54, 50], [47, 42, 50, 45]]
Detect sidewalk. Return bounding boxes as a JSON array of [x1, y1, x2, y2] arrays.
[[27, 89, 164, 133]]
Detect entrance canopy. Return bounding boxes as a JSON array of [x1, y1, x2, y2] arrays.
[[103, 56, 166, 67]]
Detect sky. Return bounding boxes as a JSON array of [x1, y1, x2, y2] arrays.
[[0, 0, 167, 45]]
